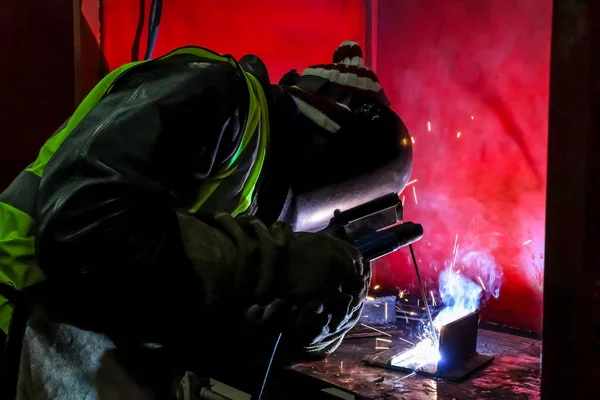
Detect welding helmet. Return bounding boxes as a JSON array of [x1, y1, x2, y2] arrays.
[[275, 41, 413, 233]]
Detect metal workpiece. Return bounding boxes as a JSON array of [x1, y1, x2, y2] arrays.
[[363, 311, 494, 381]]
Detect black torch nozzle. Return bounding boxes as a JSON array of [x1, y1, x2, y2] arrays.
[[355, 222, 423, 261]]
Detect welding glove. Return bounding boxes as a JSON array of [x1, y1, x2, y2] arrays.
[[176, 211, 369, 357]]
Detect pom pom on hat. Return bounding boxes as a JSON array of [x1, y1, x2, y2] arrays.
[[283, 41, 391, 133], [301, 41, 390, 107], [333, 40, 365, 66]]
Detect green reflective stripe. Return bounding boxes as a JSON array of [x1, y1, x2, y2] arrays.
[[0, 170, 41, 219], [188, 70, 270, 216], [0, 203, 43, 334], [0, 298, 13, 334], [166, 46, 235, 67], [232, 73, 270, 216], [26, 61, 146, 178]]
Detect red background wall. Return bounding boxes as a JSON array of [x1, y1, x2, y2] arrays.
[[103, 0, 366, 83], [373, 0, 551, 331], [0, 0, 76, 190]]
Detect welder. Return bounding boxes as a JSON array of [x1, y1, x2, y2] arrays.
[[0, 41, 412, 399]]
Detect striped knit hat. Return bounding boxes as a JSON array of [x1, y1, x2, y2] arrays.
[[281, 41, 391, 133]]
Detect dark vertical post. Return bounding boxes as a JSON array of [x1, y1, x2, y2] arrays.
[[73, 0, 83, 106], [543, 0, 600, 398], [364, 0, 379, 71], [74, 0, 107, 103], [0, 0, 76, 190]]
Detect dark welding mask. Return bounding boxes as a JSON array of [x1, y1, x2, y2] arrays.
[[276, 68, 413, 233]]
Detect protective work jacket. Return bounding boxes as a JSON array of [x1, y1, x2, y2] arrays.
[[0, 46, 366, 399], [0, 46, 268, 339]]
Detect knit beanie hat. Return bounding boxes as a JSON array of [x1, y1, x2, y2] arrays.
[[280, 41, 391, 133]]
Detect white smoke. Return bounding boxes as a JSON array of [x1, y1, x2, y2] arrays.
[[461, 250, 503, 301], [432, 246, 503, 339], [433, 268, 483, 330]]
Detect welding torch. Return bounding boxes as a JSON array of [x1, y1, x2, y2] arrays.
[[319, 193, 438, 344], [319, 193, 423, 259]]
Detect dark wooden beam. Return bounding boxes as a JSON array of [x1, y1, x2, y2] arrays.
[[542, 0, 600, 398], [73, 0, 107, 104], [0, 0, 76, 190], [364, 0, 379, 71]]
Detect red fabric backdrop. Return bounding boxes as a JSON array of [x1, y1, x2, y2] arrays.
[[102, 0, 366, 83], [373, 0, 551, 332]]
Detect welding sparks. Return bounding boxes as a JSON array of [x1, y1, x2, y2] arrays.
[[523, 240, 532, 245], [412, 186, 418, 204], [376, 347, 390, 350], [399, 289, 406, 299], [366, 296, 375, 301], [453, 234, 459, 254], [402, 196, 405, 206], [430, 291, 436, 306], [477, 276, 487, 291], [471, 115, 475, 120], [391, 338, 440, 370], [394, 372, 416, 383], [406, 179, 418, 186], [385, 302, 388, 320], [451, 244, 459, 268], [457, 131, 461, 138], [397, 337, 415, 346], [376, 338, 392, 343], [360, 323, 392, 337], [427, 121, 431, 131], [374, 285, 380, 290], [340, 361, 343, 369], [411, 137, 415, 144]]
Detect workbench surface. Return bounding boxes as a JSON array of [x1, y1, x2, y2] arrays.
[[286, 328, 540, 400]]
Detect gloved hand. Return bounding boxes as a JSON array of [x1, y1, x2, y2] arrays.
[[283, 232, 369, 355], [245, 233, 369, 356], [177, 212, 370, 356]]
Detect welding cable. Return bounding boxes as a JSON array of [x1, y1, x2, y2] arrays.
[[144, 0, 164, 60], [252, 332, 283, 400], [130, 0, 146, 61]]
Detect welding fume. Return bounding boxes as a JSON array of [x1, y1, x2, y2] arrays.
[[0, 40, 415, 399]]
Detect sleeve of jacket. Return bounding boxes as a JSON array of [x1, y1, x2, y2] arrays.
[[34, 57, 251, 341]]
